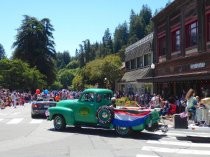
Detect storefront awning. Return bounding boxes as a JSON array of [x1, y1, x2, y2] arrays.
[[121, 67, 151, 83], [137, 71, 210, 83]]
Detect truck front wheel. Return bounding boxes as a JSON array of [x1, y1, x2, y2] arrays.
[[54, 115, 66, 131]]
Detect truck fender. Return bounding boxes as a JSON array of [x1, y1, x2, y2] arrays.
[[49, 107, 75, 125]]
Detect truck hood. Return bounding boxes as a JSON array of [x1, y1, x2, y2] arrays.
[[56, 99, 79, 108]]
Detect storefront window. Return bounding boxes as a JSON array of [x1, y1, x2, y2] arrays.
[[131, 59, 136, 69], [125, 61, 130, 70], [137, 56, 143, 68], [144, 53, 151, 66], [186, 21, 198, 47], [172, 29, 181, 52]]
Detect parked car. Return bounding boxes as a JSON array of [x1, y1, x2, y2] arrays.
[[31, 97, 56, 118], [47, 88, 167, 136]]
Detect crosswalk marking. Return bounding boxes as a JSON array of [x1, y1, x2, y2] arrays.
[[153, 130, 210, 138], [30, 119, 43, 124], [142, 146, 210, 155], [7, 118, 23, 124], [0, 113, 7, 116], [0, 118, 45, 124], [147, 140, 210, 148], [136, 155, 159, 157], [11, 112, 20, 115]]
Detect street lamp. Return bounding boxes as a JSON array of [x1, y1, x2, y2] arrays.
[[104, 77, 108, 88], [151, 63, 155, 70], [151, 63, 155, 94]]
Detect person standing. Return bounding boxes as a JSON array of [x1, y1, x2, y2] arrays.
[[11, 92, 17, 108], [185, 88, 197, 121]]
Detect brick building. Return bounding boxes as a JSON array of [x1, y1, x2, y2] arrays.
[[152, 0, 210, 98]]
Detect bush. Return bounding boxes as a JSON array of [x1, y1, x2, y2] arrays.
[[116, 97, 138, 107]]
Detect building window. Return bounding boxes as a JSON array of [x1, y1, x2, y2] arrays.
[[186, 21, 198, 47], [131, 59, 135, 69], [158, 36, 166, 56], [144, 54, 151, 66], [137, 56, 143, 68], [207, 14, 210, 41], [172, 29, 181, 52], [125, 61, 130, 70]]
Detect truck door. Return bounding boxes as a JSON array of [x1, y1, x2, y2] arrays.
[[75, 92, 97, 123]]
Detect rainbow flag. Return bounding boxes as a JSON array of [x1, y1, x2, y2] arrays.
[[112, 109, 151, 127]]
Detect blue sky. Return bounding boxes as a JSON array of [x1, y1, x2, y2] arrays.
[[0, 0, 170, 58]]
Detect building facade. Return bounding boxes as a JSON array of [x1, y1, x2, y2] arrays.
[[117, 33, 154, 96], [152, 0, 210, 98]]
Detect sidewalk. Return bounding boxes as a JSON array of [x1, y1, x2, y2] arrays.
[[163, 116, 210, 136]]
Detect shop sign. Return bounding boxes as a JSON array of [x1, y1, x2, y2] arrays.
[[190, 62, 205, 69]]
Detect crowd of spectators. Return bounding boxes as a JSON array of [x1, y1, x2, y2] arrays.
[[0, 88, 84, 109], [0, 88, 204, 122], [113, 90, 187, 116], [0, 89, 31, 109]]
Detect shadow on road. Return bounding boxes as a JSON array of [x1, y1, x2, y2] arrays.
[[31, 115, 47, 119], [176, 136, 210, 143], [48, 126, 166, 140]]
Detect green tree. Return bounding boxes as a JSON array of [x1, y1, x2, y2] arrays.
[[0, 43, 5, 60], [72, 74, 84, 90], [102, 28, 113, 56], [129, 9, 140, 44], [0, 59, 46, 91], [66, 59, 79, 69], [84, 55, 122, 90], [63, 51, 71, 66], [139, 5, 153, 35], [56, 51, 71, 69], [12, 15, 56, 85], [128, 5, 152, 44], [49, 81, 63, 90], [113, 22, 129, 53], [78, 44, 85, 67], [83, 39, 91, 63], [58, 69, 75, 89], [140, 5, 152, 27]]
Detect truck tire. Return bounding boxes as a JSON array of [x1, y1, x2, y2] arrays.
[[115, 126, 132, 136], [96, 106, 114, 125], [54, 115, 66, 131]]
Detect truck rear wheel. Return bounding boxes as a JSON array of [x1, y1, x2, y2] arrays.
[[115, 126, 132, 136]]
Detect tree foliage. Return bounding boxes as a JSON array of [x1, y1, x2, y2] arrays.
[[58, 69, 77, 89], [0, 59, 46, 91], [0, 43, 5, 60], [66, 59, 79, 69], [83, 55, 122, 89], [102, 28, 113, 56], [12, 15, 56, 85], [128, 5, 153, 44], [72, 73, 84, 90], [56, 51, 71, 69], [113, 22, 129, 53]]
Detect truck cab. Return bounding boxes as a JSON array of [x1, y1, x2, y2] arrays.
[[47, 88, 113, 130]]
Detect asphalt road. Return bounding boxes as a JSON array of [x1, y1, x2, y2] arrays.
[[0, 103, 210, 157]]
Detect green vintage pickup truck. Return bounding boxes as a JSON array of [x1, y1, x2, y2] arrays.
[[47, 88, 167, 136]]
